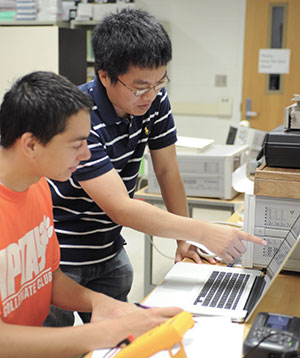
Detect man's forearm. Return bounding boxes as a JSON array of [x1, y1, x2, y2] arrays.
[[113, 196, 203, 241], [0, 314, 147, 358], [112, 196, 266, 262], [0, 322, 112, 358], [79, 169, 265, 262], [0, 305, 182, 358]]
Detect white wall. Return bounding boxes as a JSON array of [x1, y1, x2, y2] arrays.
[[136, 0, 247, 143], [0, 26, 60, 101], [0, 1, 247, 144]]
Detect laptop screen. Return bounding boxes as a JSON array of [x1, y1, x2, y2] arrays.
[[266, 215, 300, 280]]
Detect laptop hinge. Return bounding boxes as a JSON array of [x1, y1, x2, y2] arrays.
[[243, 276, 266, 317]]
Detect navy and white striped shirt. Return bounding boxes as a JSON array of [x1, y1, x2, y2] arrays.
[[48, 76, 177, 265]]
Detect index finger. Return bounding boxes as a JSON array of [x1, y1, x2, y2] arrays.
[[239, 231, 266, 246]]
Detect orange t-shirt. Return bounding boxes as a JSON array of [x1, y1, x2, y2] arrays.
[[0, 177, 60, 326]]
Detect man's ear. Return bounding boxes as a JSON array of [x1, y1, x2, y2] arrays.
[[98, 70, 111, 88], [20, 133, 38, 158]]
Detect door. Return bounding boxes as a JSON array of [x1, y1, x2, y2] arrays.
[[242, 0, 300, 131]]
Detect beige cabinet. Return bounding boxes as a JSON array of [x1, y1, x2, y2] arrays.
[[0, 24, 86, 100]]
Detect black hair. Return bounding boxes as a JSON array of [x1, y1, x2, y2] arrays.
[[92, 8, 172, 83], [0, 71, 93, 148]]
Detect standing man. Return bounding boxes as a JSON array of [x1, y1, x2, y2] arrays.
[[46, 8, 265, 326], [0, 71, 181, 357]]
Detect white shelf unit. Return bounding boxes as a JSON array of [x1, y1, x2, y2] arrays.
[[0, 24, 86, 100]]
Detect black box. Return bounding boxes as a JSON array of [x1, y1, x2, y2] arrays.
[[264, 124, 300, 168]]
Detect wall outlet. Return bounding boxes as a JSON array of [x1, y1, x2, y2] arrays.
[[217, 96, 232, 117]]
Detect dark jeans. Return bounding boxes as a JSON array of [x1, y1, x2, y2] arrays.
[[43, 248, 133, 327]]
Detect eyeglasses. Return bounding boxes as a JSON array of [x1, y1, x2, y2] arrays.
[[117, 75, 170, 97]]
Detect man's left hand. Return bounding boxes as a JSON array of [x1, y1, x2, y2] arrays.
[[175, 241, 217, 264]]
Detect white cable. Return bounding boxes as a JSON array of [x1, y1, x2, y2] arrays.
[[145, 236, 174, 260]]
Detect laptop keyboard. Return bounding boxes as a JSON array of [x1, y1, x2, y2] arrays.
[[194, 270, 250, 310]]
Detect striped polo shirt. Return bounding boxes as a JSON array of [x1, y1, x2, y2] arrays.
[[48, 76, 177, 266]]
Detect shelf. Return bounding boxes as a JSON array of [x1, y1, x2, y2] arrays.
[[70, 20, 100, 29], [0, 20, 69, 27]]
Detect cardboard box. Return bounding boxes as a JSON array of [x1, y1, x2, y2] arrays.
[[254, 163, 300, 199]]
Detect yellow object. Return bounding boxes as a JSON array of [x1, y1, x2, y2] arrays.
[[114, 311, 194, 358]]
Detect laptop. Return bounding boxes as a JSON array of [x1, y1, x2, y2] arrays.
[[144, 215, 300, 323]]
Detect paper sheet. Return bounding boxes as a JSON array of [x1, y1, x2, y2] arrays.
[[176, 136, 214, 152], [92, 316, 244, 358], [232, 163, 254, 194]]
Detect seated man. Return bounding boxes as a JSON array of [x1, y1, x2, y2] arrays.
[[0, 71, 181, 358]]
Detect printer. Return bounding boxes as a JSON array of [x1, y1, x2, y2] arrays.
[[146, 144, 248, 200], [226, 124, 266, 174]]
